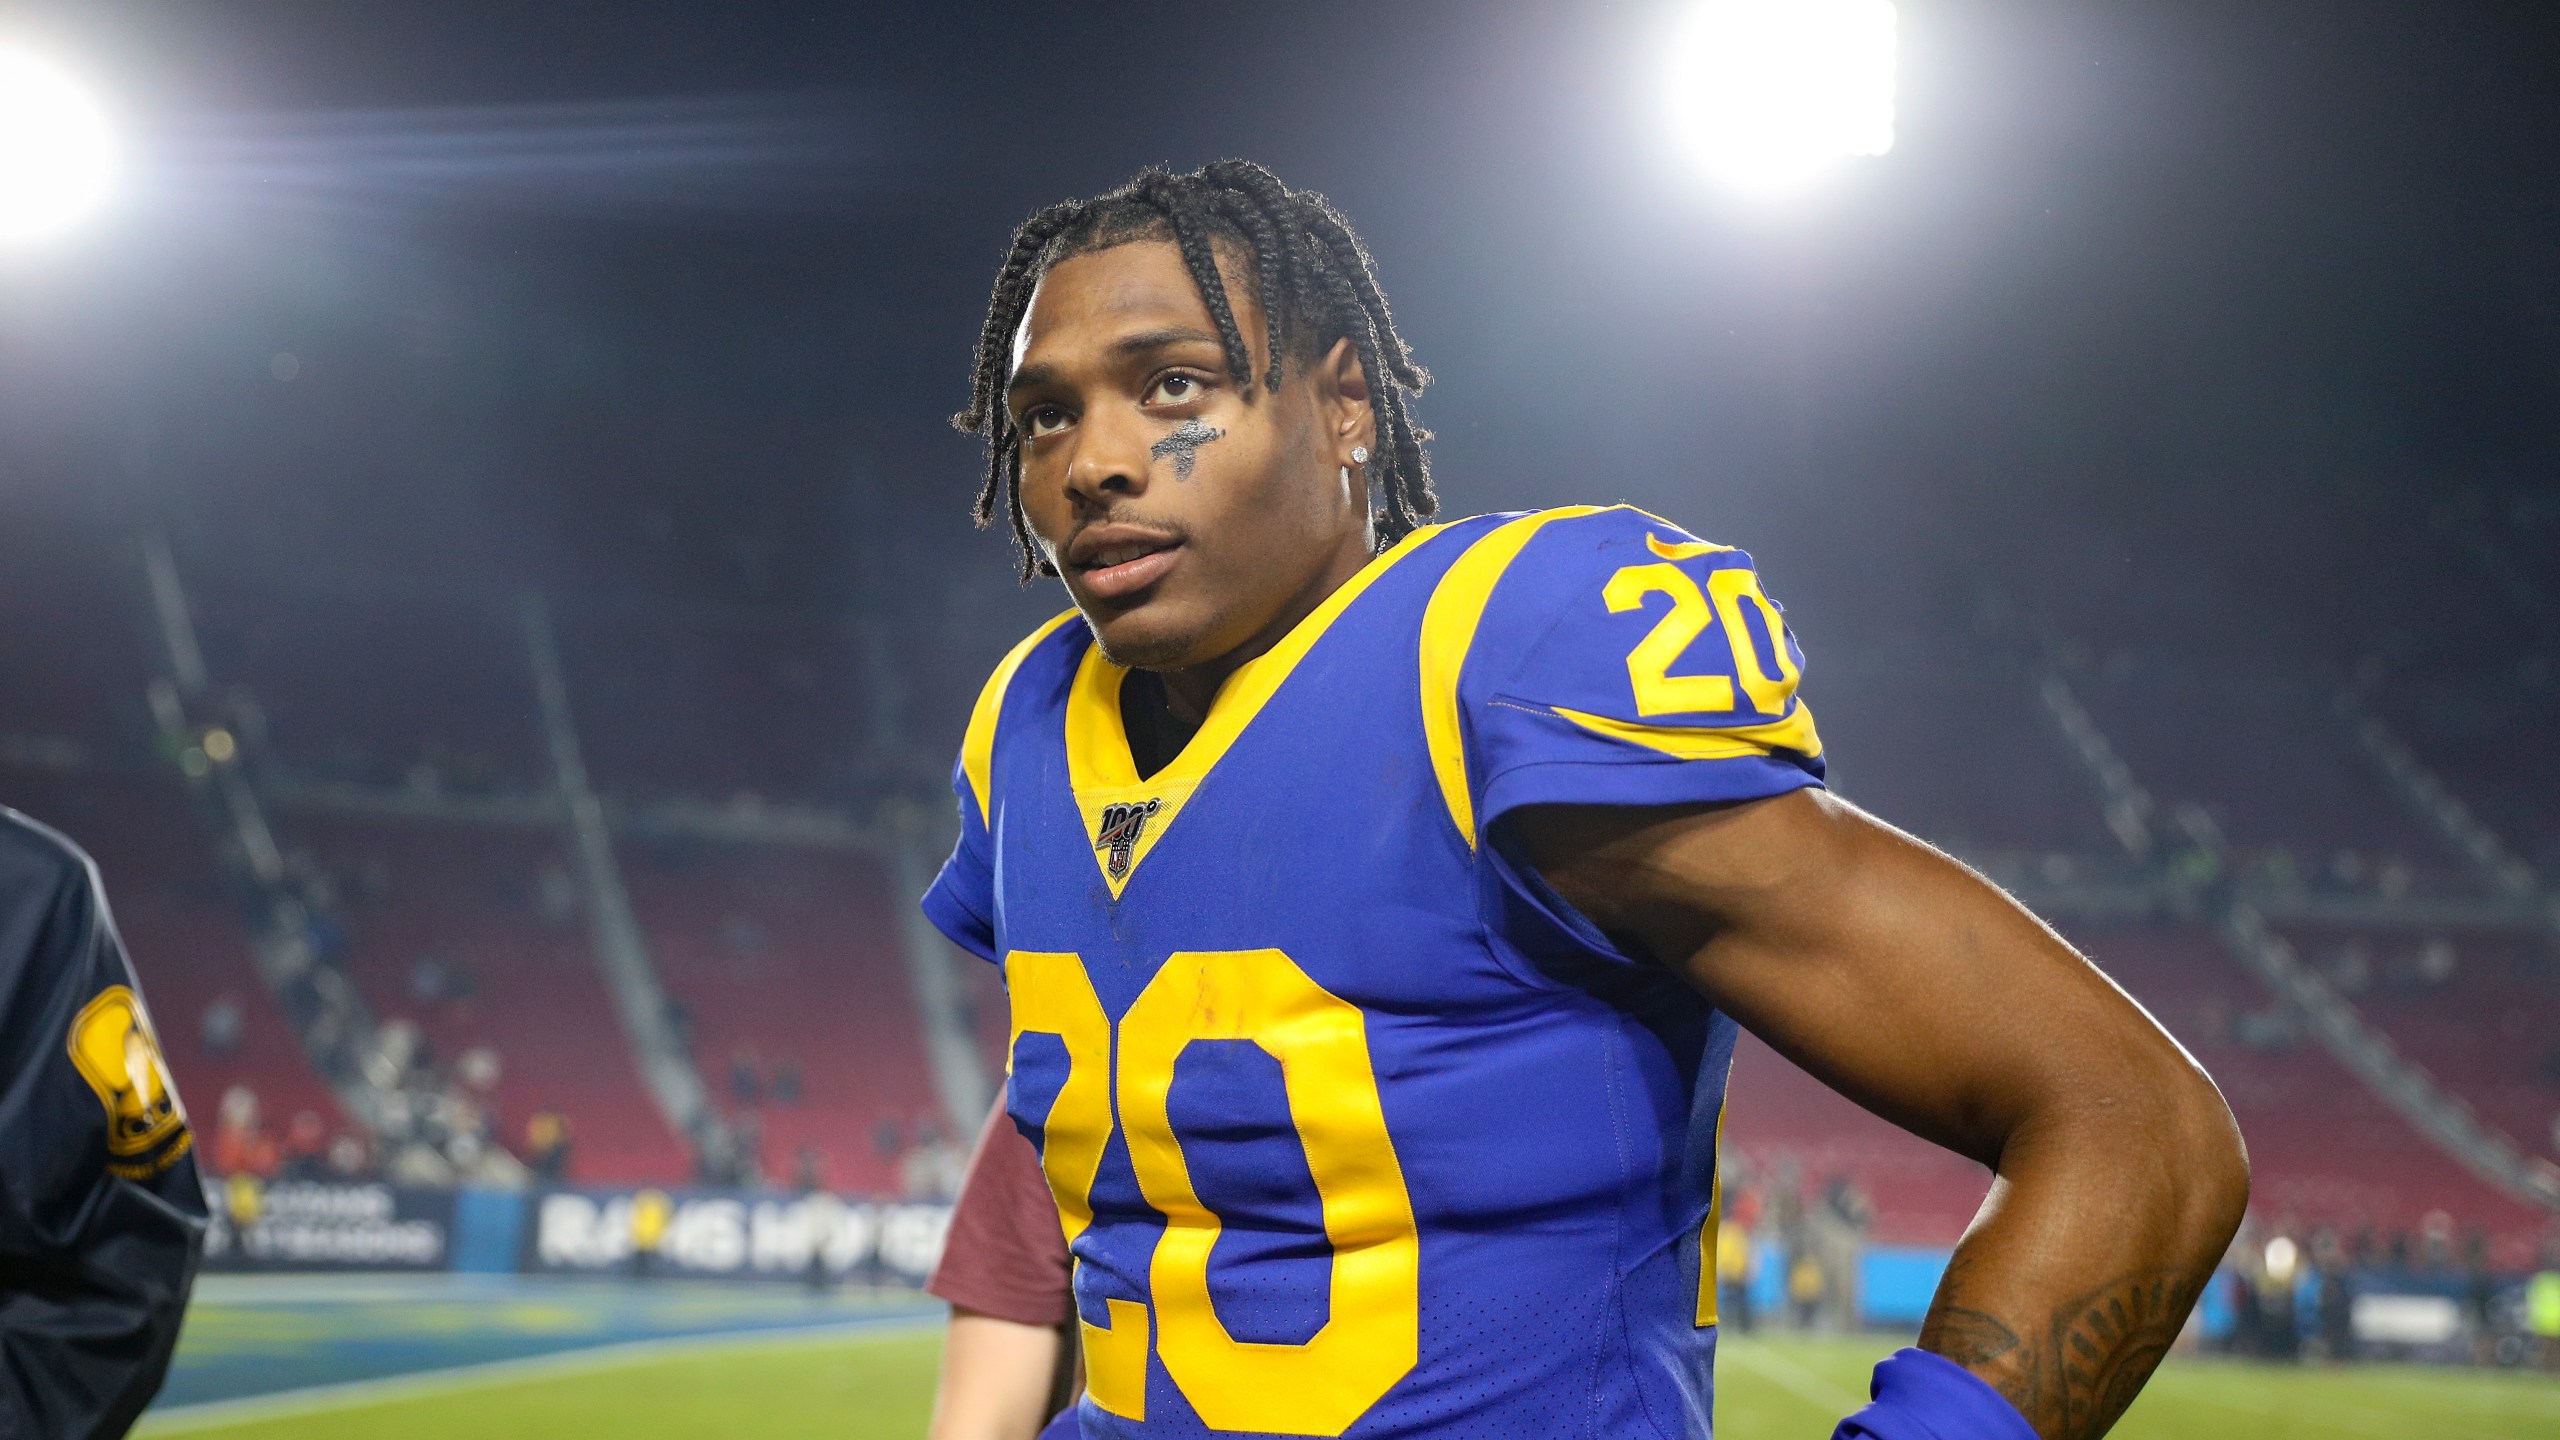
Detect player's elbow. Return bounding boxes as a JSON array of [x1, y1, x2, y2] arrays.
[[2139, 1051, 2252, 1263]]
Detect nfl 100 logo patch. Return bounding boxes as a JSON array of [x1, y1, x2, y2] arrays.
[[1094, 798, 1162, 881]]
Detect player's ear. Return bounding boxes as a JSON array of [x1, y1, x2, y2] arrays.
[[1316, 336, 1375, 464]]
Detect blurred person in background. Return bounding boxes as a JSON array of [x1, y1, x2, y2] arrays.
[[210, 1084, 277, 1178], [0, 809, 207, 1439], [277, 1110, 329, 1182], [926, 1097, 1076, 1440], [524, 1112, 572, 1181], [628, 1187, 672, 1279], [1715, 1178, 1760, 1333], [2529, 1253, 2560, 1368], [197, 994, 241, 1059]]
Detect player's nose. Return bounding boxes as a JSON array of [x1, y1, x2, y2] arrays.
[[1062, 405, 1153, 506]]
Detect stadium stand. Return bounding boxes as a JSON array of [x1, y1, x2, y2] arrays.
[[2071, 665, 2481, 896], [6, 520, 2555, 1257], [554, 604, 873, 804], [2365, 667, 2560, 884], [2087, 922, 2550, 1248], [1722, 1031, 1993, 1246], [1814, 645, 2122, 859], [190, 579, 550, 795], [2274, 922, 2560, 1166], [270, 810, 695, 1183], [623, 840, 944, 1193]]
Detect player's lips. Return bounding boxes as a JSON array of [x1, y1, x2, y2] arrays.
[[1067, 525, 1183, 601]]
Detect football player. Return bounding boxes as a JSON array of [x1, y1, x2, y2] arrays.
[[0, 808, 207, 1439], [926, 160, 2247, 1440]]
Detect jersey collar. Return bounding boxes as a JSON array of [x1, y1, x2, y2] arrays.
[[1062, 523, 1445, 898]]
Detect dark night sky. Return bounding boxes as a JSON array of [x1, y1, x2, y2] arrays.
[[2, 1, 2556, 697]]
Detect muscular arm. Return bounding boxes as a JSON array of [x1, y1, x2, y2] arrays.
[[1515, 788, 2248, 1440]]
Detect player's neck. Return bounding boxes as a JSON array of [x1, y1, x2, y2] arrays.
[[1129, 526, 1375, 774]]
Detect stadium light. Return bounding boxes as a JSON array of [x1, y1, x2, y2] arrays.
[[1662, 0, 1897, 196], [0, 45, 116, 246]]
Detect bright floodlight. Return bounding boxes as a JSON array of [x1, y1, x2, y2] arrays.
[[0, 47, 115, 244], [1665, 0, 1897, 195]]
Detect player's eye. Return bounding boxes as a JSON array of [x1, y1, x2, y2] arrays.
[[1020, 404, 1070, 437], [1143, 372, 1206, 407]]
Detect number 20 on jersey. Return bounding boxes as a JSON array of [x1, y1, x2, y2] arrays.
[[1007, 947, 1421, 1436]]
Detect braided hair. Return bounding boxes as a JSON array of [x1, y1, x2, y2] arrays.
[[952, 160, 1436, 578]]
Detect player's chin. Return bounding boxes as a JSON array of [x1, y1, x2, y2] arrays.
[[1078, 590, 1216, 672]]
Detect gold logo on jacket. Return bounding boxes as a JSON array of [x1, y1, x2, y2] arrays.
[[66, 986, 191, 1177]]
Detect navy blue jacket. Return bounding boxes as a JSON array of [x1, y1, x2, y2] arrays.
[[0, 808, 206, 1440]]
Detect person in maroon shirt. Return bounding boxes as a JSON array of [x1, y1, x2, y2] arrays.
[[926, 1097, 1076, 1440]]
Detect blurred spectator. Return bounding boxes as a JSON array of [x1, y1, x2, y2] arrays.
[[2259, 1231, 2302, 1361], [771, 1055, 802, 1106], [2311, 1234, 2353, 1362], [1785, 1249, 1825, 1330], [629, 1188, 672, 1279], [325, 1133, 372, 1180], [455, 1045, 502, 1093], [200, 995, 242, 1058], [901, 1119, 967, 1201], [211, 1085, 279, 1178], [2531, 1259, 2560, 1369], [2463, 1229, 2496, 1364], [525, 1112, 573, 1181], [2419, 1211, 2456, 1272], [1715, 1209, 1758, 1332], [278, 1111, 330, 1182], [729, 1050, 761, 1107]]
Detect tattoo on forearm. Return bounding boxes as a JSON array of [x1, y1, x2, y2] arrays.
[[1150, 419, 1224, 479], [1918, 1260, 2197, 1440]]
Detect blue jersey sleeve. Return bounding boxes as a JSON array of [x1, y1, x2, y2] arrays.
[[921, 757, 999, 964], [919, 608, 1086, 966], [1459, 507, 1825, 837]]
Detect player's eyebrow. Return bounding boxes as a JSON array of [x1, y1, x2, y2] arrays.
[[1107, 325, 1223, 360], [1007, 326, 1226, 400]]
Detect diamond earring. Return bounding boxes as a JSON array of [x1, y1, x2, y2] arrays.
[[1350, 445, 1370, 465]]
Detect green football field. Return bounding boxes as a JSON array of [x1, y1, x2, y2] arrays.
[[134, 1277, 2560, 1439]]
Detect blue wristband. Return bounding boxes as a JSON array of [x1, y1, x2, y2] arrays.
[[1830, 1348, 2039, 1440]]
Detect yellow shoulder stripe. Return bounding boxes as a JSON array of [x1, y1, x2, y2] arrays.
[[1418, 506, 1607, 849], [960, 609, 1084, 826], [1551, 702, 1823, 762], [1647, 532, 1734, 561]]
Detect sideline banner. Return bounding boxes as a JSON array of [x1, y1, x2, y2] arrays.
[[522, 1186, 951, 1285], [201, 1178, 455, 1271]]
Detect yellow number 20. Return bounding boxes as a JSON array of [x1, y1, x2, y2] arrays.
[[1007, 948, 1421, 1436], [1603, 562, 1801, 716]]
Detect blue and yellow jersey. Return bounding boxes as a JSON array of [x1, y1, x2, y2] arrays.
[[924, 506, 1824, 1439]]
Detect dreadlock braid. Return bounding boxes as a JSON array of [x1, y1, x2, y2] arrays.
[[1139, 172, 1257, 392], [960, 200, 1084, 543], [952, 160, 1437, 579]]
